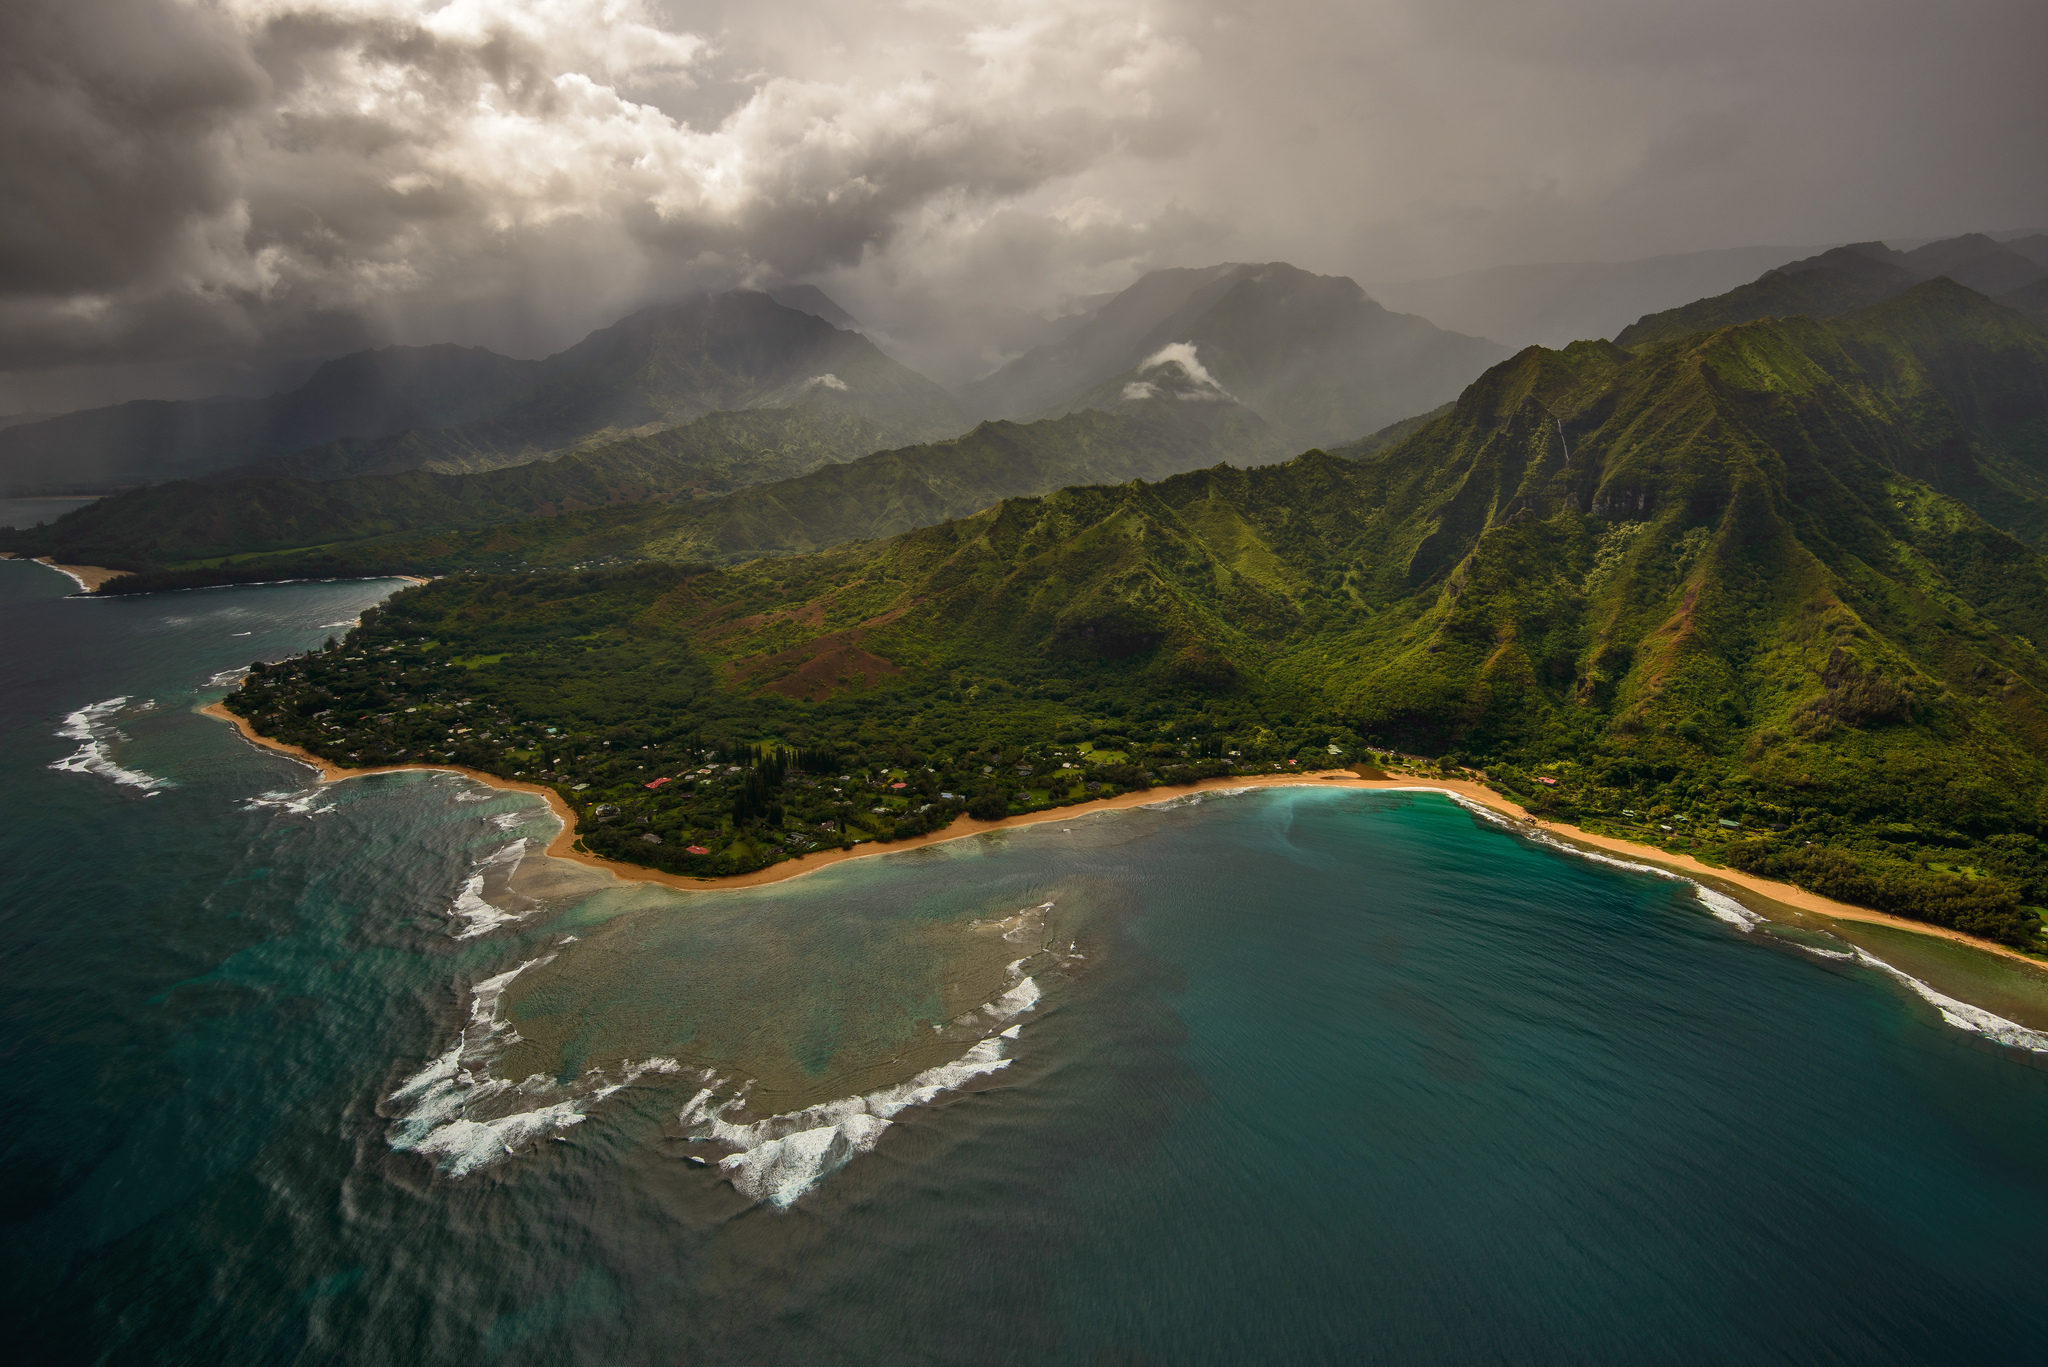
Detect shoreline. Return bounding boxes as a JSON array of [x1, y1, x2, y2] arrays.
[[1, 556, 430, 595], [199, 700, 2046, 970], [0, 553, 123, 593]]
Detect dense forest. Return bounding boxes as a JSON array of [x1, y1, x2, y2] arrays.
[[211, 279, 2048, 947]]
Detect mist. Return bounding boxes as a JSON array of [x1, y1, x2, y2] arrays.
[[4, 0, 2045, 410]]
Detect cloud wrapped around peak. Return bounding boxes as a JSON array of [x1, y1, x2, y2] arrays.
[[1135, 341, 1233, 400]]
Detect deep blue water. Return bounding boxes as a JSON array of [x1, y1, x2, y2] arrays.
[[5, 558, 2048, 1365]]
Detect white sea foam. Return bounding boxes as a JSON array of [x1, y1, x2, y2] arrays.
[[206, 666, 251, 687], [447, 842, 530, 939], [384, 952, 685, 1176], [1694, 886, 1763, 931], [988, 974, 1041, 1020], [242, 788, 334, 818], [49, 696, 172, 792], [1141, 786, 1253, 811], [682, 1035, 1016, 1209], [491, 811, 530, 832], [1462, 798, 2048, 1053], [680, 914, 1055, 1209], [1851, 950, 2048, 1054]]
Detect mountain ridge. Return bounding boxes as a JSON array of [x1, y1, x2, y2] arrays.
[[0, 290, 969, 496], [965, 262, 1512, 448], [216, 282, 2048, 944]]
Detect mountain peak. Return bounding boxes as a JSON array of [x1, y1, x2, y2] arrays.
[[966, 260, 1508, 447], [764, 284, 863, 332]]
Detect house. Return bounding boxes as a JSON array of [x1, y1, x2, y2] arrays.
[[686, 845, 711, 855], [646, 776, 672, 790], [1537, 777, 1558, 786]]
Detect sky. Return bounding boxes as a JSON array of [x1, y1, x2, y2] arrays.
[[4, 0, 2046, 410]]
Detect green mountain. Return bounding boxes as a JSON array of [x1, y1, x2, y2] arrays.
[[249, 290, 967, 480], [2, 407, 894, 566], [224, 282, 2048, 946], [0, 344, 538, 496], [19, 399, 1286, 585], [965, 262, 1511, 448], [1615, 234, 2048, 349]]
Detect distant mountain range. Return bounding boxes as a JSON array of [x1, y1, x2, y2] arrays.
[[15, 397, 1286, 583], [961, 262, 1512, 448], [1615, 233, 2048, 348], [219, 274, 2048, 945], [1, 264, 1517, 498], [0, 291, 968, 496]]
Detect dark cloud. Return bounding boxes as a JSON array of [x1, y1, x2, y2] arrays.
[[1, 0, 2044, 410], [0, 0, 262, 295]]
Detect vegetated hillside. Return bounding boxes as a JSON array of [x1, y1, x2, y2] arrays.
[[251, 290, 969, 481], [228, 292, 2048, 945], [4, 408, 894, 567], [1615, 234, 2048, 349], [63, 400, 1289, 587], [965, 261, 1510, 448], [1822, 281, 2048, 547], [0, 345, 539, 496]]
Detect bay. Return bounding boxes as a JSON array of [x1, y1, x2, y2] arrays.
[[5, 557, 2047, 1366]]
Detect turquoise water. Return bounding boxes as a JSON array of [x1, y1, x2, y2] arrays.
[[6, 557, 2048, 1364]]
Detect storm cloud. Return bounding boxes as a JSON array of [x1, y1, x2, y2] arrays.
[[3, 0, 2044, 407]]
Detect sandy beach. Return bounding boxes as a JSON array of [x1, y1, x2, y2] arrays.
[[0, 553, 124, 593], [199, 699, 2048, 969]]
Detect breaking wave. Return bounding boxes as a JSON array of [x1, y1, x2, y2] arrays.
[[679, 902, 1063, 1209], [384, 949, 682, 1178], [680, 1034, 1017, 1210], [1443, 792, 2046, 1052], [1850, 950, 2048, 1055], [446, 842, 532, 939], [50, 696, 171, 793], [242, 787, 335, 818]]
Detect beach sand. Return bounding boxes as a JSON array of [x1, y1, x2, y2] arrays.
[[0, 553, 123, 593], [200, 700, 2048, 970]]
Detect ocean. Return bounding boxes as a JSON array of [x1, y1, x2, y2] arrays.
[[6, 558, 2048, 1365]]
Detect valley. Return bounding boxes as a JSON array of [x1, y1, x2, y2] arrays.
[[193, 265, 2048, 951]]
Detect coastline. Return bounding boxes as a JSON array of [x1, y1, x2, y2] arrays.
[[0, 555, 430, 595], [0, 553, 123, 593], [199, 699, 2047, 970]]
